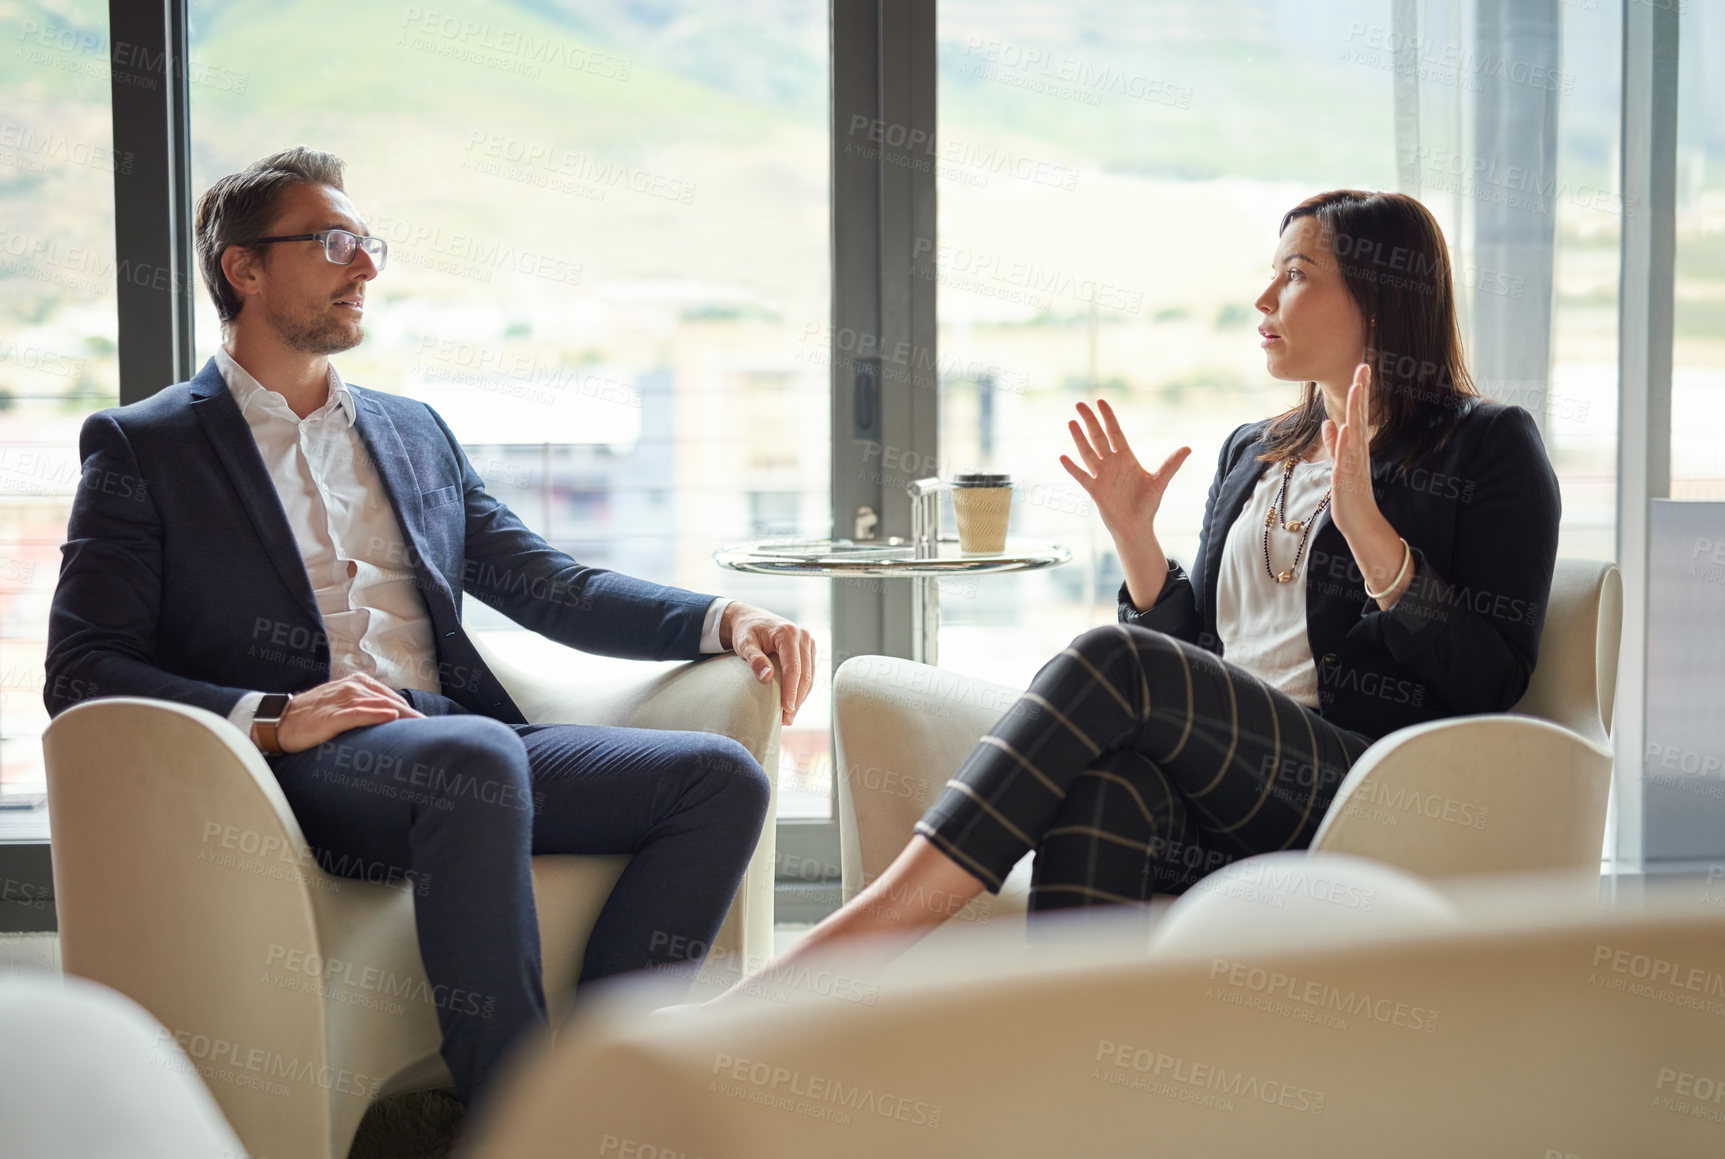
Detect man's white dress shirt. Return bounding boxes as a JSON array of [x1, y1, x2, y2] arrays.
[[217, 348, 727, 741]]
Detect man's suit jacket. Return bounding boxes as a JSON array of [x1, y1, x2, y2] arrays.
[[44, 358, 716, 723], [1120, 398, 1562, 742]]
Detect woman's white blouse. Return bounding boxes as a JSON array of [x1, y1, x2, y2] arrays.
[[1215, 457, 1334, 708]]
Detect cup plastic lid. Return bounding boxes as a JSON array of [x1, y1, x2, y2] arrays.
[[950, 473, 1012, 486]]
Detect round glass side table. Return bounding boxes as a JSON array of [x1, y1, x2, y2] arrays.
[[713, 536, 1072, 664]]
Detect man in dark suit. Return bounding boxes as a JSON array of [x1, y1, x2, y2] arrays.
[[44, 146, 816, 1110]]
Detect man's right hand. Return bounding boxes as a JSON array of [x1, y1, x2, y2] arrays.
[[255, 673, 425, 754]]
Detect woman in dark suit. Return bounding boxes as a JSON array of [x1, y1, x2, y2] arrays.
[[721, 188, 1560, 988]]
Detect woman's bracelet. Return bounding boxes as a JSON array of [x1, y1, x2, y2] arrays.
[[1363, 536, 1413, 600]]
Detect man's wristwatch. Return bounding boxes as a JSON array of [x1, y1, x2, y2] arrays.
[[252, 693, 293, 755]]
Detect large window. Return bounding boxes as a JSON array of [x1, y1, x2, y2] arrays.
[[0, 0, 121, 803], [185, 0, 835, 817], [932, 0, 1621, 690], [1672, 1, 1725, 498], [0, 0, 1715, 878]]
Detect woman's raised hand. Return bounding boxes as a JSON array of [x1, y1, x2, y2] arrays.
[[1059, 399, 1191, 545]]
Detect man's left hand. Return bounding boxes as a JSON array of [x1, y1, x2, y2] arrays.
[[720, 602, 818, 725]]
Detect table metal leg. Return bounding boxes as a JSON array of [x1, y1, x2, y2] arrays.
[[911, 574, 939, 666]]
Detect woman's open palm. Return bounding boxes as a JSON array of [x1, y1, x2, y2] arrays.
[[1059, 399, 1191, 543]]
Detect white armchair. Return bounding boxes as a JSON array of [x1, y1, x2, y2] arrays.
[[833, 557, 1622, 919], [458, 869, 1723, 1158], [41, 640, 781, 1159], [0, 973, 248, 1159]]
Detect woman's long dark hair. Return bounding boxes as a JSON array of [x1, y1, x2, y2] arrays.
[[1256, 189, 1478, 473]]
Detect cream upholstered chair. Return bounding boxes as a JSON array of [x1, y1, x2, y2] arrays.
[[458, 869, 1724, 1158], [40, 638, 781, 1159], [1306, 558, 1620, 880], [833, 557, 1622, 918]]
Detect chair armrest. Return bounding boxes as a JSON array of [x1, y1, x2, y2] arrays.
[[1310, 714, 1613, 882], [467, 634, 781, 763], [831, 656, 1020, 899], [467, 634, 784, 973], [42, 698, 345, 1152], [43, 698, 321, 942]]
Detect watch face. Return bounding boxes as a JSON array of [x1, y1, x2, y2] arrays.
[[256, 693, 291, 722]]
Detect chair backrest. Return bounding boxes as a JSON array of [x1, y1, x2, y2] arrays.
[[1509, 557, 1622, 745], [1308, 559, 1624, 880]]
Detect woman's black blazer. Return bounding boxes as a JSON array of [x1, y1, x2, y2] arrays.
[[1119, 398, 1562, 742]]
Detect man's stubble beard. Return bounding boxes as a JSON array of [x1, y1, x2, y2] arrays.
[[267, 298, 364, 356]]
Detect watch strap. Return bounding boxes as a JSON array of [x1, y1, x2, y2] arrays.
[[253, 693, 292, 755]]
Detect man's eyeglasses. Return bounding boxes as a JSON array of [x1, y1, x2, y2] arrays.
[[242, 229, 388, 270]]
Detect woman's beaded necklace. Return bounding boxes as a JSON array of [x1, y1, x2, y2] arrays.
[[1262, 456, 1332, 584]]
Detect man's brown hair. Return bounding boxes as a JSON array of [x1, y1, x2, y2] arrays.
[[193, 146, 347, 324]]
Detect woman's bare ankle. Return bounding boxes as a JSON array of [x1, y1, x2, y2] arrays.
[[707, 835, 987, 1007]]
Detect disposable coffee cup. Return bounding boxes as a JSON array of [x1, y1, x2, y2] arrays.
[[951, 473, 1013, 553]]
